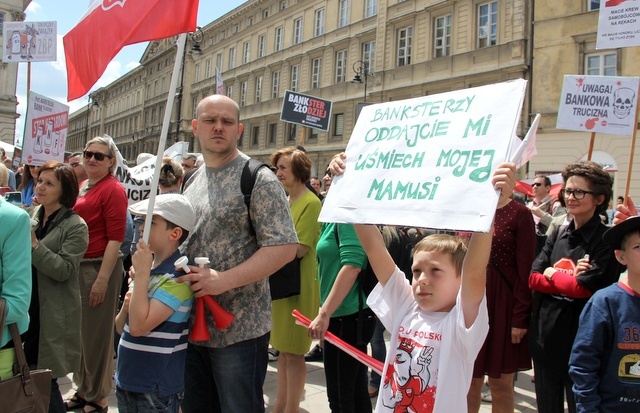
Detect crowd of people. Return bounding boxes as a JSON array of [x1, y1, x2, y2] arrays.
[[1, 94, 638, 413]]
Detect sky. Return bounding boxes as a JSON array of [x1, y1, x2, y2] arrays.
[[14, 0, 247, 146]]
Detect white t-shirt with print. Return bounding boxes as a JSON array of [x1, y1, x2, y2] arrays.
[[368, 267, 489, 413]]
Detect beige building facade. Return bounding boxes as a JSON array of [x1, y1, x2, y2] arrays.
[[68, 0, 532, 175], [0, 0, 31, 147], [530, 0, 640, 201]]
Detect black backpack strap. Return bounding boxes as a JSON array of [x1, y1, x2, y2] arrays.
[[240, 158, 270, 237]]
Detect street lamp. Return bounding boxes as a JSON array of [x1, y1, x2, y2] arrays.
[[83, 93, 99, 144], [350, 60, 370, 102], [175, 27, 204, 143]]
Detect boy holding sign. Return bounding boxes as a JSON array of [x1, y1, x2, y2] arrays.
[[333, 155, 515, 412]]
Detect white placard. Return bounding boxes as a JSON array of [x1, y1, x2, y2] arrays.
[[22, 91, 69, 165], [556, 75, 640, 136], [3, 21, 57, 62], [597, 1, 640, 49], [319, 79, 527, 233]]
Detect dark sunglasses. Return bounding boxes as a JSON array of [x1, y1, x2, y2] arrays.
[[532, 182, 544, 187], [83, 150, 112, 161]]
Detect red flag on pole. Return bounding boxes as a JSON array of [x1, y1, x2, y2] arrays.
[[64, 0, 199, 101]]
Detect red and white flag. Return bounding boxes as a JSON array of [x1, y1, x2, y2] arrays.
[[64, 0, 199, 101], [216, 67, 224, 95]]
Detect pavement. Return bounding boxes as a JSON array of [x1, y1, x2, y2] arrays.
[[60, 338, 542, 412]]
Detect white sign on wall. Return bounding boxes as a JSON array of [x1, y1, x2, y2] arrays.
[[2, 21, 57, 62], [556, 75, 640, 136], [319, 79, 527, 233], [22, 91, 69, 165], [597, 1, 640, 49]]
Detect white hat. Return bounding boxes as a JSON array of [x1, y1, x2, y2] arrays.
[[128, 193, 196, 232]]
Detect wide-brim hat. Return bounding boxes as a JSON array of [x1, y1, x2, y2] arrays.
[[603, 216, 640, 249], [128, 193, 196, 232]]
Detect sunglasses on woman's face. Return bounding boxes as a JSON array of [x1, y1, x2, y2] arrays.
[[83, 150, 112, 161]]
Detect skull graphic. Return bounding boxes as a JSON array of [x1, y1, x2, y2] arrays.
[[612, 87, 635, 119]]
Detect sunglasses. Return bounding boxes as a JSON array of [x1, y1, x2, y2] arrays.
[[532, 183, 545, 187], [83, 150, 112, 161]]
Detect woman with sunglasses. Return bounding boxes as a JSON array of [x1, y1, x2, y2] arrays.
[[528, 161, 621, 413], [65, 137, 128, 413]]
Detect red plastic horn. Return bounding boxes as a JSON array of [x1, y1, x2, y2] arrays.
[[189, 297, 211, 341], [202, 295, 234, 329]]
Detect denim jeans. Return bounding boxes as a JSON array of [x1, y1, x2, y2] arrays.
[[324, 309, 376, 413], [368, 318, 386, 389], [116, 388, 183, 413], [181, 332, 270, 413]]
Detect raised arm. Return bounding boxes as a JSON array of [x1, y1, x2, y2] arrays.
[[354, 224, 397, 286]]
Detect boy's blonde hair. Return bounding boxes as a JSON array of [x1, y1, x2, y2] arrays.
[[413, 234, 467, 277]]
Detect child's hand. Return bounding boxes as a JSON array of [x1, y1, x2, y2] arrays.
[[613, 196, 637, 225], [122, 289, 133, 312], [131, 240, 153, 278], [491, 162, 516, 199]]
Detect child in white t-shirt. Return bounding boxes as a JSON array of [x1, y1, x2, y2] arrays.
[[352, 163, 516, 413]]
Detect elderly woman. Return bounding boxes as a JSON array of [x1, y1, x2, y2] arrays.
[[529, 161, 621, 413], [65, 137, 128, 413], [269, 147, 322, 412], [23, 161, 88, 413], [0, 196, 31, 380]]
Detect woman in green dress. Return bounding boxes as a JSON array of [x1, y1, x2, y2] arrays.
[[270, 147, 322, 413]]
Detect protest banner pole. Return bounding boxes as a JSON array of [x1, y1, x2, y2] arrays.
[[587, 132, 595, 160], [140, 33, 188, 244], [624, 86, 640, 199]]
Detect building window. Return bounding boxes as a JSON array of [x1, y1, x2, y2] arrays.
[[272, 71, 280, 99], [226, 85, 233, 97], [365, 0, 377, 18], [434, 15, 451, 58], [269, 123, 277, 144], [588, 1, 600, 11], [247, 16, 253, 26], [240, 81, 247, 106], [306, 127, 318, 141], [338, 0, 350, 28], [243, 42, 250, 64], [333, 114, 344, 137], [286, 123, 296, 142], [205, 59, 212, 78], [216, 53, 223, 71], [258, 35, 266, 58], [478, 1, 498, 48], [263, 8, 269, 19], [275, 27, 283, 51], [252, 126, 260, 146], [291, 64, 299, 91], [397, 27, 412, 67], [311, 58, 322, 89], [255, 76, 263, 103], [294, 18, 303, 44], [315, 9, 325, 36], [363, 41, 375, 72], [194, 64, 201, 82], [233, 24, 238, 34], [335, 50, 347, 83], [280, 1, 286, 11], [228, 48, 236, 69], [585, 52, 617, 76]]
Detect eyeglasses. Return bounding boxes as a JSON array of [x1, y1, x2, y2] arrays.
[[532, 182, 544, 187], [83, 150, 112, 161], [561, 188, 595, 200], [70, 162, 80, 168], [28, 165, 38, 169]]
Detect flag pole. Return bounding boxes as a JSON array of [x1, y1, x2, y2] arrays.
[[587, 132, 595, 160], [141, 33, 188, 244]]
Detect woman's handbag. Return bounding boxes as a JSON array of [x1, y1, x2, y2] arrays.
[[269, 257, 302, 300], [0, 298, 52, 413]]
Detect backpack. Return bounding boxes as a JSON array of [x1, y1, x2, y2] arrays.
[[240, 158, 271, 236]]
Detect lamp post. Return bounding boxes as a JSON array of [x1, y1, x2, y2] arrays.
[[175, 27, 204, 144], [83, 93, 99, 145], [350, 60, 369, 102]]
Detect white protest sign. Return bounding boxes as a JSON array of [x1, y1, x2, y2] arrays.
[[2, 21, 57, 62], [22, 91, 69, 166], [319, 79, 527, 233], [509, 113, 540, 170], [556, 75, 640, 136], [597, 1, 640, 49], [112, 139, 189, 205]]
